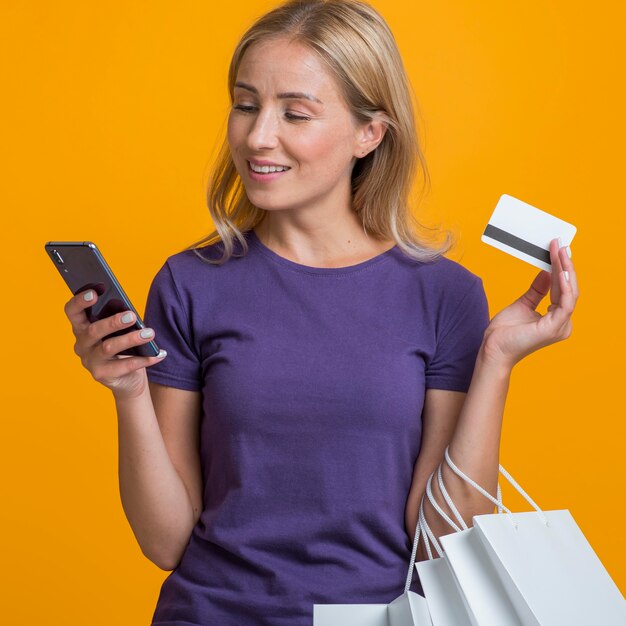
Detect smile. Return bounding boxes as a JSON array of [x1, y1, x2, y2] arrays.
[[248, 161, 291, 174]]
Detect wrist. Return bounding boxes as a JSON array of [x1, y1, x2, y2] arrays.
[[476, 342, 515, 378], [112, 383, 151, 406]]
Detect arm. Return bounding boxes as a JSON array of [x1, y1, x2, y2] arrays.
[[63, 281, 203, 571], [116, 382, 202, 570], [406, 239, 578, 560], [405, 361, 510, 562]]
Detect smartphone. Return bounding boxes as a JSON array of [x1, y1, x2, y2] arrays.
[[44, 241, 160, 358]]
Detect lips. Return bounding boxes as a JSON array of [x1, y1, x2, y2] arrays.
[[247, 160, 291, 174], [244, 160, 292, 183]]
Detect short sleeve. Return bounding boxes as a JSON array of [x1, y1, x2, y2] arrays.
[[425, 277, 490, 392], [142, 260, 202, 391]]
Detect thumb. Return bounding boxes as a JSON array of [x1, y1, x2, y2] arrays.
[[519, 270, 551, 311]]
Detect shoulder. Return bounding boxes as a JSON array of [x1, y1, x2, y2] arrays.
[[390, 251, 488, 331], [159, 237, 250, 280], [419, 254, 481, 287], [162, 240, 230, 270], [148, 238, 255, 309], [394, 249, 484, 297]]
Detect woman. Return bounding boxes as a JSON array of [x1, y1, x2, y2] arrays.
[[64, 0, 578, 623]]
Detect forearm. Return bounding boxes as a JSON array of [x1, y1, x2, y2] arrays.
[[415, 349, 512, 560], [114, 387, 196, 570]]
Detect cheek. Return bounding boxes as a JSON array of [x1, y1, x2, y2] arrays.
[[227, 113, 245, 153], [296, 128, 355, 171]]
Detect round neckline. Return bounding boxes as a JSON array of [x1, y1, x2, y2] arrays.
[[247, 229, 399, 275]]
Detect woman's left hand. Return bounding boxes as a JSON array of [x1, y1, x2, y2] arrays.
[[480, 238, 579, 369]]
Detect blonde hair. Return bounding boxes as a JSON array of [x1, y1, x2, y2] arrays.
[[185, 0, 454, 264]]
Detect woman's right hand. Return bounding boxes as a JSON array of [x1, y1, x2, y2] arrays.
[[65, 288, 167, 400]]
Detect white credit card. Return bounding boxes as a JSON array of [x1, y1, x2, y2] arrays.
[[481, 194, 577, 272]]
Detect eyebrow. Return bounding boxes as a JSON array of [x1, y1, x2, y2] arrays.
[[234, 81, 323, 104]]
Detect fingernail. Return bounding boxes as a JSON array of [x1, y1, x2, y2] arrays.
[[563, 270, 570, 282], [566, 246, 572, 258], [140, 328, 154, 338], [83, 291, 94, 301], [558, 237, 564, 248], [121, 312, 134, 324], [157, 349, 167, 358]]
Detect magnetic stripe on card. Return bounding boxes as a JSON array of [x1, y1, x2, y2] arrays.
[[483, 224, 551, 265]]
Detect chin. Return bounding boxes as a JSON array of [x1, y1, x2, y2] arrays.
[[243, 192, 291, 213], [248, 201, 290, 213]]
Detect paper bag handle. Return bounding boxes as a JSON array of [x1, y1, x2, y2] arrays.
[[404, 465, 468, 588], [442, 446, 548, 527], [406, 462, 503, 573], [404, 445, 547, 592]]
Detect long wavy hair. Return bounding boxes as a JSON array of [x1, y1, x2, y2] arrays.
[[184, 0, 454, 264]]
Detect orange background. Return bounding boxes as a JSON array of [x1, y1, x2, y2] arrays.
[[2, 1, 625, 623]]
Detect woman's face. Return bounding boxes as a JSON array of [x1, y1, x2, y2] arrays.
[[227, 37, 366, 215]]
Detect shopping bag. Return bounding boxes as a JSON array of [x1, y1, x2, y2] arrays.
[[473, 508, 626, 625], [313, 603, 388, 626], [313, 591, 431, 626], [415, 458, 517, 626], [438, 527, 521, 625], [415, 555, 473, 626], [387, 592, 432, 625], [438, 446, 626, 626]]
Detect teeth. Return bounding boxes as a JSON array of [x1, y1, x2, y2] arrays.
[[249, 162, 290, 173]]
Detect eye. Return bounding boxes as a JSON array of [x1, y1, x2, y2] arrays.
[[233, 104, 257, 113], [285, 112, 311, 122]]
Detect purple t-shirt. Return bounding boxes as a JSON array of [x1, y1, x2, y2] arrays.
[[142, 229, 489, 625]]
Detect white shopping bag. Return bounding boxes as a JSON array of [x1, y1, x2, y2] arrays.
[[438, 528, 521, 625], [387, 592, 432, 625], [313, 591, 431, 626], [415, 555, 473, 626], [415, 459, 519, 626], [313, 603, 388, 626], [439, 446, 626, 626], [473, 509, 626, 625]]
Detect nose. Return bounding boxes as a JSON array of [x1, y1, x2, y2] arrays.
[[246, 108, 279, 151]]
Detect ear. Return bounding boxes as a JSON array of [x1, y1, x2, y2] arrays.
[[353, 112, 388, 158]]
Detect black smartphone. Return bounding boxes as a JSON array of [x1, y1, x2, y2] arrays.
[[44, 241, 160, 358]]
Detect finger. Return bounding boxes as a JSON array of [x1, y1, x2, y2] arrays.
[[91, 352, 167, 384], [546, 268, 576, 330], [558, 243, 579, 301], [549, 238, 562, 306], [99, 325, 157, 360], [519, 270, 551, 311], [64, 289, 99, 335], [84, 309, 139, 349]]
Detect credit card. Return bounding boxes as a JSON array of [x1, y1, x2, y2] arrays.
[[481, 194, 577, 271]]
